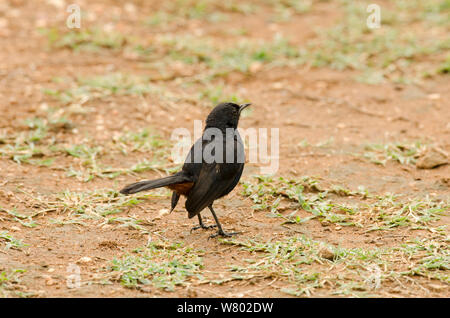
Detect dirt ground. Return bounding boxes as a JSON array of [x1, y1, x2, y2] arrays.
[[0, 0, 449, 298]]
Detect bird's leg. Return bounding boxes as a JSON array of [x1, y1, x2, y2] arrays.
[[190, 214, 217, 232], [208, 204, 240, 239]]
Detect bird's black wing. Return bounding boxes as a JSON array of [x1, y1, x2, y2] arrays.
[[184, 131, 245, 218], [180, 137, 203, 181], [185, 162, 240, 218]]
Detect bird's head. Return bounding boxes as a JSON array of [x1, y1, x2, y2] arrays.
[[205, 102, 251, 130]]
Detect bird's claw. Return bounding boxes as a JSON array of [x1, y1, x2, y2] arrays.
[[190, 224, 217, 233], [208, 230, 241, 239]]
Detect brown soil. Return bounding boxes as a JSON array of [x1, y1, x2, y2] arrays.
[[0, 0, 448, 298]]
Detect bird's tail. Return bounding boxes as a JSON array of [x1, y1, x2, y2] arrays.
[[120, 174, 190, 195]]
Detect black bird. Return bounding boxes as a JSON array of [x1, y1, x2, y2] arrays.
[[120, 102, 251, 238]]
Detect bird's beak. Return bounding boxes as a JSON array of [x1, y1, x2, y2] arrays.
[[239, 103, 251, 114]]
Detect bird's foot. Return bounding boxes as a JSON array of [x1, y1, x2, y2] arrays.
[[208, 229, 241, 239], [190, 224, 217, 233]]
